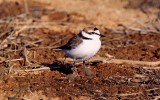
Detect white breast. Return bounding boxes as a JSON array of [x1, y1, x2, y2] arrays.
[[65, 39, 101, 61]]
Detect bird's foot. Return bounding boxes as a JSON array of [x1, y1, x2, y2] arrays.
[[84, 66, 93, 77], [72, 66, 79, 76], [66, 67, 79, 82]]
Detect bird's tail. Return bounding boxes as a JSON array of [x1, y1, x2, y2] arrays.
[[52, 47, 63, 51]]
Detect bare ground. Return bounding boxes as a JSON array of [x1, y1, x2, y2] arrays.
[[0, 0, 160, 100]]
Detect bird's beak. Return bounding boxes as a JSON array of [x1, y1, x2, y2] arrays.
[[99, 34, 105, 37], [94, 33, 105, 37]]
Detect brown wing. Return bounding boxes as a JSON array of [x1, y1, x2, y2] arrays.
[[58, 35, 83, 50]]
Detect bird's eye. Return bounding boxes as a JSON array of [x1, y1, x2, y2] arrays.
[[88, 32, 95, 35], [91, 32, 95, 34]]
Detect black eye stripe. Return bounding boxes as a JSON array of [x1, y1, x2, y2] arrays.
[[88, 32, 100, 36], [88, 32, 95, 34], [87, 31, 105, 37], [91, 32, 95, 34]]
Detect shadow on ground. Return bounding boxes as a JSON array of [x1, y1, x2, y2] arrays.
[[42, 61, 73, 75]]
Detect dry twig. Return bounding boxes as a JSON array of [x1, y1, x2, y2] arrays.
[[58, 57, 160, 66]]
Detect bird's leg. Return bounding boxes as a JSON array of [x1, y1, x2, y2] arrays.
[[72, 59, 78, 75], [66, 59, 78, 81], [83, 60, 93, 77], [63, 55, 67, 64]]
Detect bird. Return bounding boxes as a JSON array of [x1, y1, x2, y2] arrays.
[[54, 26, 105, 76]]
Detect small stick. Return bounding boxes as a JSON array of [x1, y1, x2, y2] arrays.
[[17, 67, 50, 72], [23, 47, 32, 65], [24, 0, 29, 14], [115, 92, 142, 97], [0, 58, 23, 63], [142, 67, 160, 70], [58, 57, 160, 66], [107, 59, 160, 66]]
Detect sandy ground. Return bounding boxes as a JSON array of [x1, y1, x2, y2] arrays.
[[0, 0, 159, 100]]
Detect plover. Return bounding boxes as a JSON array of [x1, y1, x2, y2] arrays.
[[55, 26, 105, 75]]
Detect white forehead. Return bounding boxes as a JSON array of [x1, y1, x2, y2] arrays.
[[88, 29, 94, 33], [94, 30, 100, 34]]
